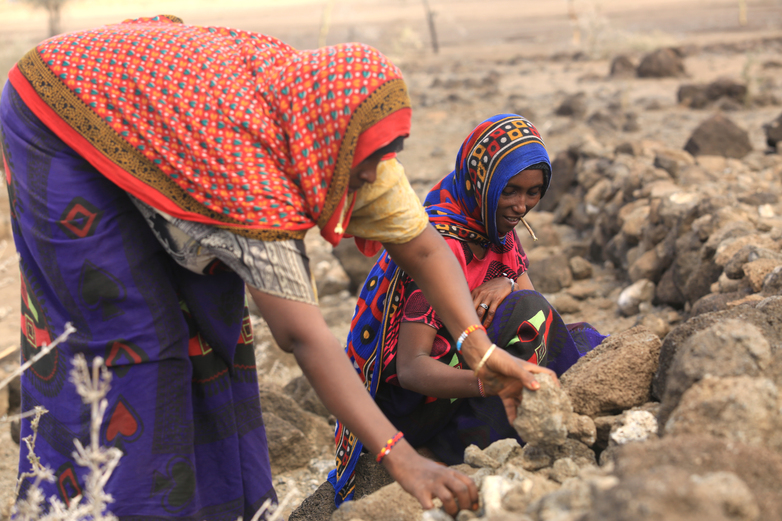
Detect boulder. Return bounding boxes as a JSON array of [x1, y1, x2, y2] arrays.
[[637, 48, 685, 78], [283, 375, 331, 419], [684, 113, 753, 159], [654, 266, 686, 308], [609, 55, 636, 77], [763, 111, 782, 149], [653, 149, 695, 179], [263, 412, 311, 474], [539, 150, 578, 213], [617, 279, 656, 316], [527, 251, 573, 293], [628, 249, 666, 283], [653, 299, 782, 399], [560, 326, 662, 418], [723, 245, 782, 279], [568, 255, 593, 280], [664, 375, 782, 454], [678, 78, 748, 109], [552, 293, 581, 315], [555, 92, 587, 118], [583, 466, 760, 521], [611, 435, 782, 520], [331, 481, 422, 521], [743, 258, 782, 292], [656, 320, 771, 429], [514, 373, 573, 448], [259, 387, 333, 457]]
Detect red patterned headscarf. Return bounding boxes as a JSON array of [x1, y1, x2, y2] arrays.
[[10, 15, 412, 245]]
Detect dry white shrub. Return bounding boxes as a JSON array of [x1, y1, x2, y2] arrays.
[[2, 321, 289, 521]]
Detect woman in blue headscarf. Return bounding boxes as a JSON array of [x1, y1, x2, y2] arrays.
[[329, 114, 606, 505]]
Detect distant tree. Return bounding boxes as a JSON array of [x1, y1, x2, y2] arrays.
[[18, 0, 70, 37]]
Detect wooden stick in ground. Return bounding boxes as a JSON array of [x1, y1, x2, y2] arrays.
[[520, 216, 537, 241]]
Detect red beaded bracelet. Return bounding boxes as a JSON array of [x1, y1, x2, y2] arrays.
[[376, 431, 405, 463], [477, 379, 486, 398]]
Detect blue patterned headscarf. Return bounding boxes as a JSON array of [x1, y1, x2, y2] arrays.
[[424, 114, 551, 246]]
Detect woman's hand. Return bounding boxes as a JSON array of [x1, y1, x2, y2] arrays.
[[471, 277, 514, 327], [476, 346, 557, 421], [383, 440, 479, 515]]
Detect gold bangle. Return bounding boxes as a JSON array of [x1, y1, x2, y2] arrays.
[[474, 343, 497, 375]]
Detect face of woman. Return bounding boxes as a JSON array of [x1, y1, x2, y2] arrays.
[[495, 169, 545, 237], [347, 154, 383, 193]]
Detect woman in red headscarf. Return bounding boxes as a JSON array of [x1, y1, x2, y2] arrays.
[[1, 15, 544, 519]]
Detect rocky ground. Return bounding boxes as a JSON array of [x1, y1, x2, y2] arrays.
[[1, 0, 782, 519]]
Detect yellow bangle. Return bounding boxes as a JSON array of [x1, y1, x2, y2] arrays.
[[474, 343, 497, 376]]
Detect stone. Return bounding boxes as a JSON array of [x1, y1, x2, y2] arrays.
[[568, 256, 592, 280], [514, 373, 573, 448], [611, 435, 782, 520], [654, 267, 686, 308], [565, 280, 602, 300], [331, 481, 422, 521], [656, 320, 771, 429], [763, 111, 782, 149], [561, 326, 662, 418], [684, 113, 753, 159], [512, 444, 554, 471], [259, 388, 333, 453], [290, 454, 394, 520], [593, 415, 620, 453], [567, 414, 597, 447], [609, 55, 635, 77], [714, 235, 780, 267], [637, 313, 670, 340], [499, 467, 560, 513], [619, 204, 650, 240], [609, 410, 658, 447], [653, 148, 695, 179], [614, 141, 643, 156], [665, 375, 782, 454], [617, 279, 656, 316], [483, 438, 523, 466], [628, 249, 666, 283], [539, 150, 579, 213], [545, 457, 580, 484], [465, 444, 502, 469], [744, 258, 782, 292], [583, 466, 760, 521], [723, 245, 782, 279], [480, 475, 515, 518], [526, 475, 594, 521], [288, 480, 337, 521], [678, 83, 711, 108], [683, 258, 722, 305], [526, 251, 573, 293], [637, 48, 685, 78], [555, 92, 587, 118], [263, 412, 311, 474], [332, 239, 381, 294], [283, 374, 331, 419], [762, 265, 782, 295], [552, 293, 581, 314]]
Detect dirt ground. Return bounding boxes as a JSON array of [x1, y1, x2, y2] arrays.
[[0, 0, 781, 518]]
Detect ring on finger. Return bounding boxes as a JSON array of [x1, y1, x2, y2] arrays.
[[479, 303, 489, 310]]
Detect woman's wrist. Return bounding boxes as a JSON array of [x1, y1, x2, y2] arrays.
[[459, 329, 493, 369]]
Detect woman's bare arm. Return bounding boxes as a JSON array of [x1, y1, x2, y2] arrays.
[[247, 286, 479, 515], [396, 321, 481, 398], [383, 226, 556, 420]]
